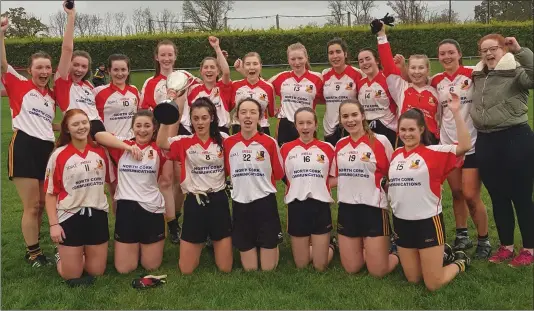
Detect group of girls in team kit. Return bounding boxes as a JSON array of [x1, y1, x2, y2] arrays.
[[2, 1, 533, 291]]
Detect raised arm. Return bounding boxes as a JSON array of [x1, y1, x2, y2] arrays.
[[506, 37, 533, 90], [56, 1, 76, 80], [234, 58, 247, 77], [94, 132, 143, 160], [448, 92, 472, 156], [209, 36, 231, 84], [1, 17, 9, 74]]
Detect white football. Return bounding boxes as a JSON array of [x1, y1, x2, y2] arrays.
[[167, 70, 194, 92]]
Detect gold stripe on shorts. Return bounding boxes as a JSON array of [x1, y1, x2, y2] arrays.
[[432, 215, 444, 245], [382, 209, 389, 236], [8, 130, 18, 178]]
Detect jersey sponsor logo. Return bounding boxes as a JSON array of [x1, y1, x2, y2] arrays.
[[256, 151, 265, 161], [345, 82, 354, 90], [361, 152, 371, 162], [148, 150, 154, 160], [316, 154, 325, 163], [409, 159, 420, 169], [305, 85, 314, 93]]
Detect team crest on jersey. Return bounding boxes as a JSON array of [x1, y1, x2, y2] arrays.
[[460, 79, 470, 90], [305, 85, 314, 93], [428, 96, 435, 106], [256, 151, 265, 161], [148, 150, 154, 160], [45, 168, 50, 179], [217, 148, 223, 158], [345, 82, 354, 90], [316, 154, 325, 163], [410, 159, 420, 169], [259, 93, 267, 101], [360, 152, 372, 162], [214, 88, 220, 97], [96, 159, 104, 170], [374, 90, 383, 98]]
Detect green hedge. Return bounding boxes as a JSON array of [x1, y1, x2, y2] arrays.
[[5, 22, 532, 70]]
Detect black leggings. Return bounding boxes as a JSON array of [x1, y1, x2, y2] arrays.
[[476, 124, 534, 248]]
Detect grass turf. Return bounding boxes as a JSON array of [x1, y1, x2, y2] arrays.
[[1, 60, 533, 309]]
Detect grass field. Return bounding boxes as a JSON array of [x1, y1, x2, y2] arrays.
[[1, 60, 533, 310]]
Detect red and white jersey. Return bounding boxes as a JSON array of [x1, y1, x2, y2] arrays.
[[180, 80, 232, 132], [322, 66, 363, 136], [94, 83, 139, 139], [54, 73, 100, 121], [281, 139, 335, 204], [231, 78, 275, 128], [167, 133, 228, 194], [431, 66, 476, 154], [1, 65, 56, 142], [140, 70, 197, 110], [224, 132, 284, 203], [377, 37, 439, 139], [357, 71, 398, 131], [388, 144, 457, 220], [108, 140, 166, 213], [269, 70, 324, 122], [44, 143, 115, 223], [331, 134, 393, 208]]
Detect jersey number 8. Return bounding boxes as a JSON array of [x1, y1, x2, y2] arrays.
[[123, 100, 130, 107]]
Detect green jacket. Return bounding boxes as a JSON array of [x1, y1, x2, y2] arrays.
[[470, 47, 533, 133]]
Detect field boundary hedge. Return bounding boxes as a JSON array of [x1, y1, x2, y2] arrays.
[[5, 22, 532, 70]]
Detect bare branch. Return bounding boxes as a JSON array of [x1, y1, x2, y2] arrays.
[[327, 0, 345, 26], [113, 12, 126, 36], [182, 0, 234, 31]]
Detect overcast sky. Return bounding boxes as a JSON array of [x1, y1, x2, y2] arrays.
[[2, 1, 481, 29]]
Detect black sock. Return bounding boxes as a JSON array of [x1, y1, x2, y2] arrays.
[[456, 228, 468, 238], [167, 218, 178, 231], [478, 234, 490, 245], [175, 212, 182, 220], [26, 243, 42, 260]]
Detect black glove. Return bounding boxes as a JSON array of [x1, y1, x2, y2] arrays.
[[370, 13, 395, 34]]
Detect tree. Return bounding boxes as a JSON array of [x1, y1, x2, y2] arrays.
[[101, 12, 114, 36], [182, 0, 234, 31], [327, 0, 345, 26], [427, 8, 460, 23], [48, 10, 67, 37], [87, 14, 102, 36], [2, 7, 48, 37], [474, 1, 533, 23], [113, 12, 127, 36], [386, 0, 428, 24], [74, 13, 91, 36], [156, 9, 178, 33], [346, 0, 377, 25]]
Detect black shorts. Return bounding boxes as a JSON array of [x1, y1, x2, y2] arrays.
[[8, 130, 54, 181], [181, 190, 232, 244], [277, 118, 299, 147], [462, 153, 477, 169], [218, 126, 230, 135], [324, 125, 347, 147], [287, 198, 332, 237], [232, 193, 282, 251], [368, 119, 397, 148], [60, 208, 109, 247], [90, 119, 106, 140], [231, 124, 271, 136], [337, 203, 391, 238], [178, 124, 192, 136], [114, 200, 165, 244], [393, 213, 445, 249]]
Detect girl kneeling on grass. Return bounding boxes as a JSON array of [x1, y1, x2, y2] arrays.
[[281, 107, 335, 271], [157, 97, 233, 274], [331, 100, 399, 277], [224, 98, 285, 271], [44, 109, 121, 280], [388, 93, 471, 291], [94, 110, 166, 273]]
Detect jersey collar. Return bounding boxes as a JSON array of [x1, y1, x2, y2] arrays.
[[332, 65, 349, 80], [442, 65, 464, 81], [236, 131, 260, 146], [402, 143, 425, 157], [348, 134, 368, 148], [365, 71, 383, 86], [68, 142, 90, 159], [296, 138, 318, 149], [245, 78, 261, 89], [192, 133, 214, 150], [110, 82, 130, 95], [290, 70, 309, 83]]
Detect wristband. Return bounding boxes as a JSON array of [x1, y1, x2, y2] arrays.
[[377, 36, 388, 45]]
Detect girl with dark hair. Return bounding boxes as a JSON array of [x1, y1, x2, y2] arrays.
[[157, 97, 232, 274], [388, 92, 472, 291], [2, 16, 56, 267], [281, 107, 335, 271], [356, 46, 399, 148], [269, 43, 324, 146], [471, 34, 534, 267], [431, 39, 490, 258], [44, 109, 115, 280], [179, 36, 232, 136], [224, 98, 284, 271], [139, 40, 200, 245], [54, 1, 104, 139], [322, 38, 364, 146], [375, 22, 439, 145], [330, 100, 398, 277], [94, 110, 168, 274]]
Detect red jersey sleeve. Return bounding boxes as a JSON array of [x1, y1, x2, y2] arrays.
[[377, 39, 402, 77], [167, 137, 186, 162], [270, 138, 285, 180]]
